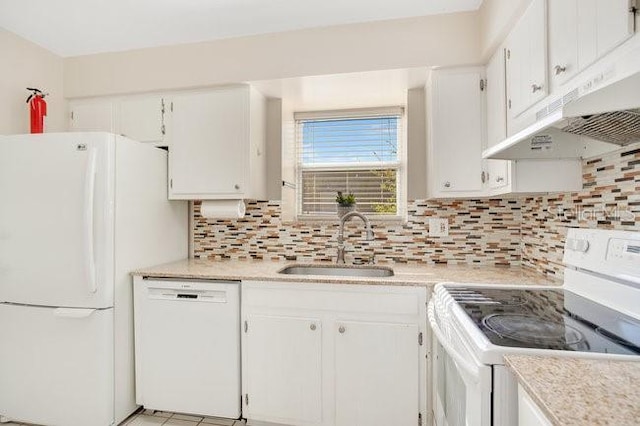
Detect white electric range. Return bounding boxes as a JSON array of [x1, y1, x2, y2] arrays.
[[428, 228, 640, 426]]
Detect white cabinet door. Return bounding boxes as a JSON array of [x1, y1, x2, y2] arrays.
[[169, 88, 248, 199], [505, 0, 547, 118], [244, 315, 322, 425], [486, 48, 507, 148], [577, 0, 598, 70], [119, 96, 166, 145], [549, 0, 633, 90], [518, 385, 552, 426], [334, 320, 420, 426], [596, 0, 635, 57], [488, 160, 510, 191], [69, 100, 114, 132], [528, 0, 548, 106], [577, 0, 633, 72], [548, 0, 579, 88], [485, 49, 512, 192], [428, 68, 485, 197]]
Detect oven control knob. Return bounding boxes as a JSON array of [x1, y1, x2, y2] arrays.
[[567, 238, 590, 253]]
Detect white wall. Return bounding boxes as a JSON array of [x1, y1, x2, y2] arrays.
[[266, 98, 283, 200], [407, 88, 427, 199], [280, 100, 296, 221], [0, 28, 65, 134], [64, 12, 481, 98]]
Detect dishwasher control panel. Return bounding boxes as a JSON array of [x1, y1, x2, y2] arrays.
[[142, 278, 239, 303], [147, 286, 228, 303]]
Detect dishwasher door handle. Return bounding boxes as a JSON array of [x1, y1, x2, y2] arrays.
[[147, 287, 228, 303]]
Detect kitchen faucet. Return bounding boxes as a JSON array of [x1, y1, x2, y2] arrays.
[[336, 211, 375, 264]]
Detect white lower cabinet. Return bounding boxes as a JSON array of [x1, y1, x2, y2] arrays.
[[518, 385, 552, 426], [241, 281, 428, 426], [244, 314, 323, 425], [334, 320, 419, 426]]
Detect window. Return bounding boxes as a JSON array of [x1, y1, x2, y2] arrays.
[[295, 108, 405, 219]]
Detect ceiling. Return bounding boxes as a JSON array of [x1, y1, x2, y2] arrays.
[[251, 68, 428, 111], [0, 0, 482, 57]]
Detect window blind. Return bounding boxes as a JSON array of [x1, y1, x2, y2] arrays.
[[296, 111, 404, 217]]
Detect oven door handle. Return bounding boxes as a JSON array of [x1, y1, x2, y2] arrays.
[[428, 300, 482, 385]]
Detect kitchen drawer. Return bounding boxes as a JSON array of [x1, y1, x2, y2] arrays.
[[242, 281, 425, 317]]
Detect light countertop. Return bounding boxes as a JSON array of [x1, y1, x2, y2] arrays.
[[505, 355, 640, 426], [132, 258, 557, 287]]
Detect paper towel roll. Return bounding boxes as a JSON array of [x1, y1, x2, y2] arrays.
[[200, 200, 246, 219]]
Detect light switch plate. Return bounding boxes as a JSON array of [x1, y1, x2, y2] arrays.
[[428, 218, 449, 237]]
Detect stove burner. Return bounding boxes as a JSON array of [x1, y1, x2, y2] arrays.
[[482, 314, 585, 346]]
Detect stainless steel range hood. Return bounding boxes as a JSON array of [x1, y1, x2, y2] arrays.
[[484, 35, 640, 160]]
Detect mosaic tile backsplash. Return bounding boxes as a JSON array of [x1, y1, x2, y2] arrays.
[[192, 143, 640, 279], [193, 199, 522, 265], [521, 143, 640, 278]]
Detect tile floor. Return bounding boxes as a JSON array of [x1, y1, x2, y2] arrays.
[[122, 410, 246, 426], [1, 410, 245, 426]]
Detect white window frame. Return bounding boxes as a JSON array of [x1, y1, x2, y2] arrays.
[[294, 107, 407, 221]]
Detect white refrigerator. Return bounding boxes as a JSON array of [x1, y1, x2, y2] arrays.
[[0, 133, 188, 426]]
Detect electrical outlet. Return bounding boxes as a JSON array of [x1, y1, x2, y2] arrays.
[[428, 218, 449, 237]]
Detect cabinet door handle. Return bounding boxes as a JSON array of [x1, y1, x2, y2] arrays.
[[531, 84, 543, 93], [443, 181, 451, 188], [310, 323, 317, 331], [481, 171, 487, 184], [338, 326, 346, 334], [554, 65, 567, 75]]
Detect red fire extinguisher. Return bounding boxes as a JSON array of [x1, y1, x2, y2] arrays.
[[26, 87, 48, 134]]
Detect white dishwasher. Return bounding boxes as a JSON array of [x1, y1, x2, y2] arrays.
[[133, 278, 241, 418]]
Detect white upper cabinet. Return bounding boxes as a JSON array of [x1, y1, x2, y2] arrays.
[[69, 95, 167, 146], [118, 96, 166, 145], [549, 0, 635, 91], [595, 0, 636, 58], [69, 100, 114, 132], [168, 86, 266, 200], [427, 67, 486, 198], [548, 0, 580, 88], [482, 47, 582, 196], [485, 49, 512, 191], [486, 48, 507, 148], [505, 0, 548, 119]]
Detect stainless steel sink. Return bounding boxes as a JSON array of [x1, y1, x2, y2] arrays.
[[278, 264, 394, 278]]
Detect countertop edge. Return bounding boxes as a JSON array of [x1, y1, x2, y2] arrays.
[[130, 259, 559, 288]]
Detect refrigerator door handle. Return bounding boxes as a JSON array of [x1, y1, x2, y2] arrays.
[[83, 148, 98, 294], [53, 308, 97, 318]]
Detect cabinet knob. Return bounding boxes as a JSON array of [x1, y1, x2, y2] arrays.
[[338, 326, 346, 334], [554, 65, 567, 75], [234, 184, 240, 190], [531, 84, 543, 93], [310, 323, 317, 331], [443, 181, 451, 188]]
